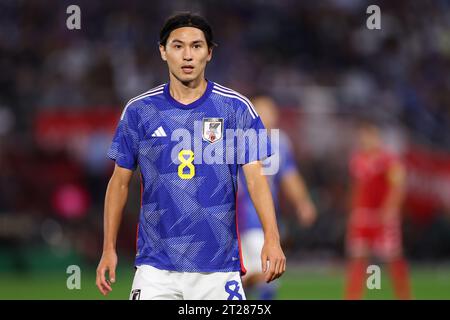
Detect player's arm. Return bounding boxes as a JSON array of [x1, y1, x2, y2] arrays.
[[242, 161, 286, 283], [96, 164, 134, 296], [280, 171, 317, 227], [382, 160, 406, 222]]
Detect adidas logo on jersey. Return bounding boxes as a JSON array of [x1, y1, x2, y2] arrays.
[[151, 126, 167, 137]]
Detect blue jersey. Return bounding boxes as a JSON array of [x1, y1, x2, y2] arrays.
[[107, 80, 270, 273], [237, 131, 297, 232]]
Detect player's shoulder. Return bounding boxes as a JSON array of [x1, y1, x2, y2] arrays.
[[120, 83, 166, 120], [267, 129, 290, 150], [278, 130, 292, 146], [210, 82, 258, 119]]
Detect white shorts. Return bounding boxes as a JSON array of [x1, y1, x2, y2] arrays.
[[130, 264, 246, 300], [241, 229, 264, 275]]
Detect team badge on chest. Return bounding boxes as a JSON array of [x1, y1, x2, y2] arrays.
[[202, 118, 224, 143]]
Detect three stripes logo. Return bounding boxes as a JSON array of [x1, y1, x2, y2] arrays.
[[151, 126, 167, 137]]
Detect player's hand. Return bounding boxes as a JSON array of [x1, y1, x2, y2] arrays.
[[297, 201, 317, 227], [96, 249, 118, 296], [261, 239, 286, 283]]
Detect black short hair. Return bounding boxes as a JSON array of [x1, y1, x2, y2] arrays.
[[159, 12, 217, 49]]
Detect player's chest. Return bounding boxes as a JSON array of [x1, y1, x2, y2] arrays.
[[137, 109, 236, 145], [354, 158, 388, 182]]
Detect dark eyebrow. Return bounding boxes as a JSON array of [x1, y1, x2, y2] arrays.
[[170, 39, 205, 45]]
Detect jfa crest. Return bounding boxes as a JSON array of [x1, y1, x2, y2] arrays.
[[202, 118, 224, 143]]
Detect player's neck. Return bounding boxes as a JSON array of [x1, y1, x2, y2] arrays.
[[362, 146, 382, 157], [168, 76, 208, 105]]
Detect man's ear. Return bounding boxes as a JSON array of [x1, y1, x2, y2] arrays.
[[207, 47, 213, 62], [159, 44, 167, 61]]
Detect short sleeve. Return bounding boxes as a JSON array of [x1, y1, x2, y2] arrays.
[[236, 103, 273, 165], [107, 106, 139, 170]]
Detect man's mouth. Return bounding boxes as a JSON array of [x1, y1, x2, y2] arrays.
[[181, 65, 194, 74]]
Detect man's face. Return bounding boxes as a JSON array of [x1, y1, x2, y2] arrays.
[[358, 126, 381, 152], [252, 97, 279, 130], [159, 27, 212, 84]]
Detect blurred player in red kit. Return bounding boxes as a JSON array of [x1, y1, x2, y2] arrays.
[[345, 120, 411, 299]]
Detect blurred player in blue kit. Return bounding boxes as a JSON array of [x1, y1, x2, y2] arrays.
[[95, 13, 286, 300], [238, 96, 317, 299]]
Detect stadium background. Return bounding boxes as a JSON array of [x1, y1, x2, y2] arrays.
[[0, 0, 449, 299]]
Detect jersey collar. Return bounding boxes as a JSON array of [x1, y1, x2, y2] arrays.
[[164, 80, 213, 110]]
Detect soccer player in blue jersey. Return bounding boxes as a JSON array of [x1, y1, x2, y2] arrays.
[[237, 96, 317, 300], [95, 13, 285, 300]]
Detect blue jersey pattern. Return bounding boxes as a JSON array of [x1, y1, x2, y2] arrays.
[[237, 131, 297, 232], [108, 80, 270, 273]]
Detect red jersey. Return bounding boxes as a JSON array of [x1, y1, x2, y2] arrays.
[[350, 149, 397, 211]]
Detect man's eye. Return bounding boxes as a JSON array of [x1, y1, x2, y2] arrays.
[[194, 45, 201, 49], [174, 45, 182, 49]]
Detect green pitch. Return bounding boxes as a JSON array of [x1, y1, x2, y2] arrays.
[[0, 264, 449, 300]]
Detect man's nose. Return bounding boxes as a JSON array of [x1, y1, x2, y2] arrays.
[[183, 47, 192, 60]]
